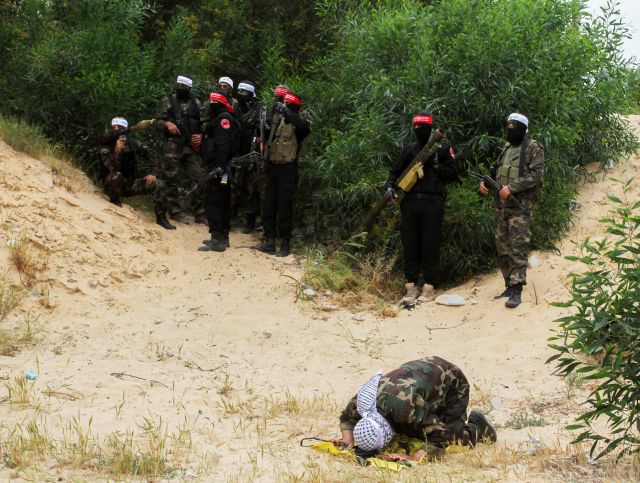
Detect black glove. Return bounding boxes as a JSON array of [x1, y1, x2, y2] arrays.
[[385, 186, 397, 199], [274, 102, 288, 114]]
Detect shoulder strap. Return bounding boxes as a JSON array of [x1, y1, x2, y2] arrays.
[[518, 137, 530, 178]]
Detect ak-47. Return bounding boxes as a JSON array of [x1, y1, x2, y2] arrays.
[[359, 128, 446, 231], [468, 171, 524, 209], [90, 119, 155, 148], [193, 151, 261, 192], [259, 106, 267, 162]]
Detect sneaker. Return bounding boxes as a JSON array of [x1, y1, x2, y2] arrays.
[[417, 284, 435, 303], [401, 283, 420, 304]]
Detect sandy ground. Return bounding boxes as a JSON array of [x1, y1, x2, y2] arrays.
[[0, 116, 639, 481]]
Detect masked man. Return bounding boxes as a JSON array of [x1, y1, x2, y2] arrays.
[[479, 113, 544, 308], [101, 117, 175, 230], [386, 114, 458, 304], [155, 75, 206, 225], [198, 90, 241, 252], [256, 91, 310, 257]]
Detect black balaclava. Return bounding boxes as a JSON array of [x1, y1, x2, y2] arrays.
[[412, 114, 433, 145], [506, 121, 527, 146], [414, 124, 432, 145], [237, 80, 255, 107], [209, 89, 228, 118], [176, 85, 191, 101]]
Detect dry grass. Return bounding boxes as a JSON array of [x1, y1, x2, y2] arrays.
[[4, 375, 38, 406], [0, 273, 25, 323], [0, 413, 191, 478], [302, 246, 403, 317], [9, 235, 49, 288], [0, 115, 83, 192]]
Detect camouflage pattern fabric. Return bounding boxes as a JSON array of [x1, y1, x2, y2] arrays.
[[104, 172, 168, 215], [161, 139, 205, 218], [493, 136, 544, 286], [340, 356, 472, 453], [156, 94, 205, 219]]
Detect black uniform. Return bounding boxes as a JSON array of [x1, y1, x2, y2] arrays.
[[201, 108, 240, 242], [387, 141, 458, 286], [262, 105, 310, 242]]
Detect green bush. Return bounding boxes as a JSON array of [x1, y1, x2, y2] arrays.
[[548, 184, 640, 459], [298, 0, 637, 281]]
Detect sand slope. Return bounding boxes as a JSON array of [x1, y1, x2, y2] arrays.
[[0, 117, 638, 480]]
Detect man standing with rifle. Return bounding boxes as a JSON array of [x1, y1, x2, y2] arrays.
[[479, 113, 544, 308], [155, 75, 206, 225], [385, 114, 458, 305], [256, 90, 310, 258], [198, 90, 241, 252]]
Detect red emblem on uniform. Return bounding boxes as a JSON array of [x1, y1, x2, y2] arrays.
[[450, 147, 455, 159], [220, 119, 230, 129]]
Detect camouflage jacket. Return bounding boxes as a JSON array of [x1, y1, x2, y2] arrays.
[[340, 356, 470, 443], [100, 135, 159, 178], [494, 136, 544, 209]]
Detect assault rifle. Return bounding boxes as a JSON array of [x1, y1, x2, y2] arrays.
[[90, 119, 155, 148], [359, 128, 446, 231], [192, 151, 261, 192], [468, 171, 524, 209]]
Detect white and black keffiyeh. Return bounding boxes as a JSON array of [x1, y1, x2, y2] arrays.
[[352, 371, 394, 452]]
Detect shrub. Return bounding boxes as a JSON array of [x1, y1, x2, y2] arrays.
[[298, 0, 637, 282], [548, 183, 640, 459]]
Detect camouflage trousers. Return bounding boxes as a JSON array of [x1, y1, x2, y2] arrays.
[[162, 140, 205, 218], [231, 163, 266, 219], [495, 205, 532, 286], [104, 171, 168, 215]]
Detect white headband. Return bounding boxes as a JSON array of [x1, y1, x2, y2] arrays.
[[237, 82, 255, 95], [218, 76, 234, 88], [507, 113, 529, 127], [111, 117, 128, 129], [176, 76, 193, 88]]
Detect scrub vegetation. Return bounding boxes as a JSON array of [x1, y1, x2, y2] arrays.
[[0, 0, 636, 284]]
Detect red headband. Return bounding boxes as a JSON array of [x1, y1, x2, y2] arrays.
[[284, 93, 301, 107], [210, 92, 233, 113], [412, 115, 433, 126], [274, 86, 289, 97]]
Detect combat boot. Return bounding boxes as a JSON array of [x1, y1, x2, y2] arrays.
[[109, 196, 123, 207], [256, 237, 276, 254], [505, 283, 523, 308], [198, 238, 226, 252], [494, 286, 512, 299], [467, 409, 497, 446], [276, 238, 291, 257], [401, 283, 420, 304], [242, 214, 256, 234], [170, 212, 190, 224], [156, 213, 176, 230], [194, 214, 209, 226], [417, 283, 435, 303]]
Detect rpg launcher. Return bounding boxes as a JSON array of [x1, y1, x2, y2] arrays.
[[467, 171, 524, 209], [90, 119, 155, 148], [359, 128, 446, 232]]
